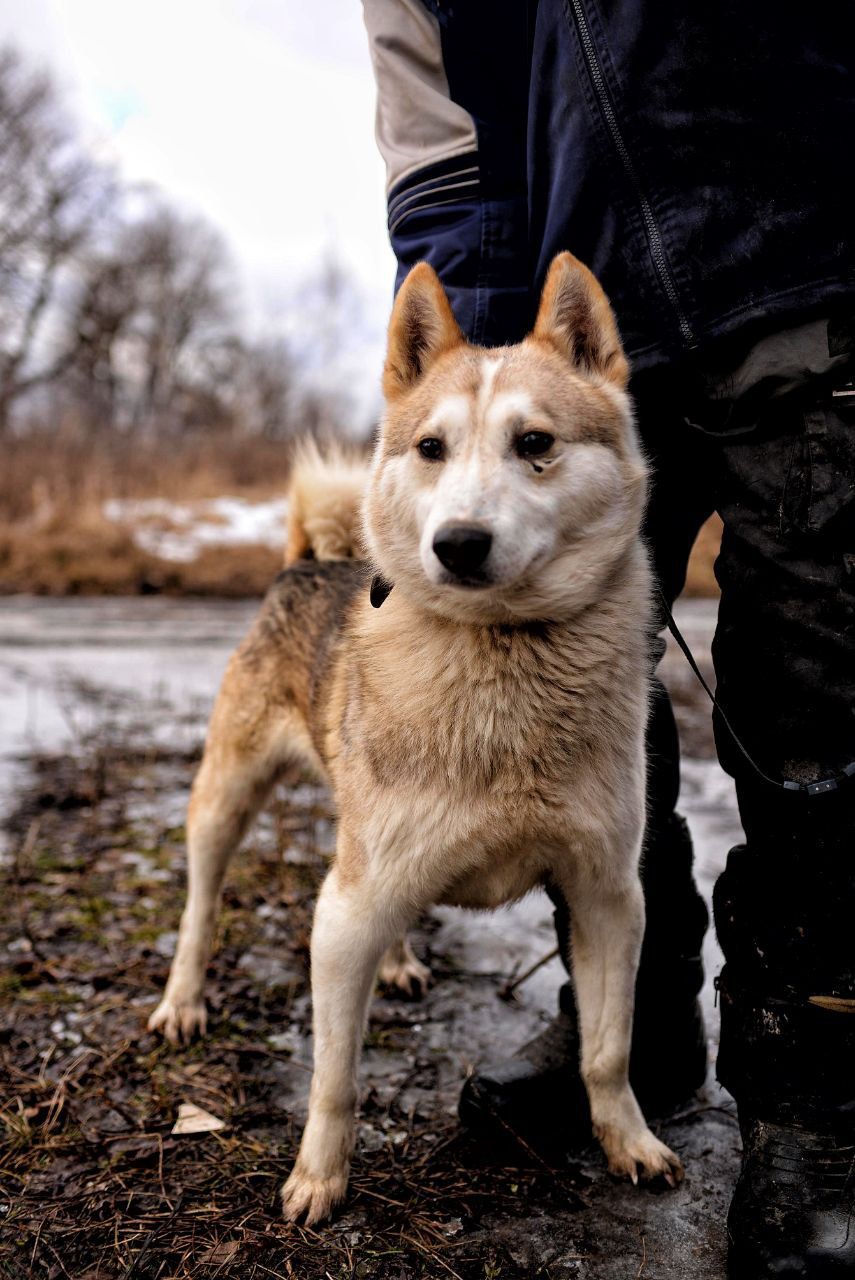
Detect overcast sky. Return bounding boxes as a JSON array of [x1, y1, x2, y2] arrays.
[[1, 0, 397, 415]]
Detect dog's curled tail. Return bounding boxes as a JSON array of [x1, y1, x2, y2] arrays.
[[284, 440, 369, 565]]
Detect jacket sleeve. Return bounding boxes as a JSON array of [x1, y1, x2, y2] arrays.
[[363, 0, 535, 346]]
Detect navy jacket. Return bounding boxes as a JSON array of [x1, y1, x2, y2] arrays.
[[365, 0, 854, 368]]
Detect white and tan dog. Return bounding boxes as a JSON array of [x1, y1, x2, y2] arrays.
[[149, 253, 684, 1222]]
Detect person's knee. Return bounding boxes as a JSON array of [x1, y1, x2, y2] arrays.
[[713, 809, 855, 991]]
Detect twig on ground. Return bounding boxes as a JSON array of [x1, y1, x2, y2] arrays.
[[498, 945, 560, 1001]]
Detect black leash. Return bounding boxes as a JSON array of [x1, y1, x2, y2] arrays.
[[658, 589, 855, 798]]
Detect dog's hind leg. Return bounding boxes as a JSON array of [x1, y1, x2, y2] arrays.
[[558, 855, 684, 1186], [147, 750, 273, 1044], [149, 660, 311, 1045], [377, 935, 431, 998]]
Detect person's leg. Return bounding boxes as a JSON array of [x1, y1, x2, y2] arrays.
[[631, 384, 714, 1107], [459, 369, 713, 1141], [703, 318, 855, 1276]]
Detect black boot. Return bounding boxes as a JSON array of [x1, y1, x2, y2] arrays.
[[718, 968, 855, 1278], [458, 980, 591, 1146], [728, 1115, 855, 1278]]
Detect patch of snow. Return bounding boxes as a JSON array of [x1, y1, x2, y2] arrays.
[[153, 930, 179, 958], [237, 947, 301, 988], [103, 495, 289, 562], [267, 1028, 303, 1054], [49, 1018, 82, 1046]]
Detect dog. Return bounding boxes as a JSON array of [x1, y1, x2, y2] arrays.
[[149, 252, 684, 1222]]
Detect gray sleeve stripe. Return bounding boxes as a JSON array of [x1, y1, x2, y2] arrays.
[[388, 163, 479, 217], [388, 173, 480, 225], [389, 187, 481, 235]]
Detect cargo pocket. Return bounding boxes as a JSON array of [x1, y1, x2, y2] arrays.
[[714, 398, 854, 549], [801, 389, 855, 542], [714, 400, 815, 542]]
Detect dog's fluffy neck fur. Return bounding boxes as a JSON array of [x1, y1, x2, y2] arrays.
[[347, 544, 650, 794]]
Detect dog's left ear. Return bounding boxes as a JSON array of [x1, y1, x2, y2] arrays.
[[383, 262, 464, 401], [533, 253, 629, 389]]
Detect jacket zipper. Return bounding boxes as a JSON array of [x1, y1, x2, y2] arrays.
[[569, 0, 695, 347]]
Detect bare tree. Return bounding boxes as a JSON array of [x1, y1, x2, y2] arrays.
[[235, 337, 297, 440], [67, 201, 240, 434], [264, 254, 370, 438], [123, 207, 234, 431], [0, 43, 370, 443], [0, 46, 112, 430]]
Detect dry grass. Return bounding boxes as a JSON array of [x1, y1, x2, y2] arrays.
[[0, 433, 292, 596], [1, 433, 296, 520], [0, 520, 283, 597]]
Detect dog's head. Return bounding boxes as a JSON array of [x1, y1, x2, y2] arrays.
[[363, 253, 648, 624]]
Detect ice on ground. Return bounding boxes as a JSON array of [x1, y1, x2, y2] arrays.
[[103, 495, 289, 561], [0, 597, 257, 859]]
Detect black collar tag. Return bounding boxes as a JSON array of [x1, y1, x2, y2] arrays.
[[370, 575, 393, 608]]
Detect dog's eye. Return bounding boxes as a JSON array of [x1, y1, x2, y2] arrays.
[[417, 437, 444, 461], [516, 431, 555, 458]]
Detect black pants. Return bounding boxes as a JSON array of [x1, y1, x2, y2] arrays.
[[555, 315, 855, 1111]]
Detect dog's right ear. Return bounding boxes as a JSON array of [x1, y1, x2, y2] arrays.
[[383, 263, 464, 401]]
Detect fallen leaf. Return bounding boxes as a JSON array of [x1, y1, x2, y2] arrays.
[[171, 1102, 226, 1135], [200, 1241, 240, 1265]]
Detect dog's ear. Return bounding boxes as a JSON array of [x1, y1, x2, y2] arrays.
[[383, 263, 464, 401], [533, 253, 629, 388]]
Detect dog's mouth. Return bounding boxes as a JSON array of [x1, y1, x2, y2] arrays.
[[438, 570, 493, 590]]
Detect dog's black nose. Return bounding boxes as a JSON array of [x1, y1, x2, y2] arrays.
[[432, 524, 493, 578]]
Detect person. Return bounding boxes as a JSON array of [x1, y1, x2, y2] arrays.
[[362, 2, 855, 1276]]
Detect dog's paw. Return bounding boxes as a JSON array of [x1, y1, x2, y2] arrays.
[[147, 994, 207, 1046], [600, 1125, 684, 1189], [281, 1164, 348, 1225], [377, 951, 432, 999]]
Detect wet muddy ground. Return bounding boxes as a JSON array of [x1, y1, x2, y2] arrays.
[[0, 596, 742, 1279]]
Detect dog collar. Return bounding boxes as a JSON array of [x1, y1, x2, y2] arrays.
[[370, 575, 393, 608]]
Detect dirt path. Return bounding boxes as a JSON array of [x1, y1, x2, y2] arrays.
[[0, 596, 740, 1279]]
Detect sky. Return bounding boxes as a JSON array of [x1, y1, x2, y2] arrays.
[[1, 0, 397, 421]]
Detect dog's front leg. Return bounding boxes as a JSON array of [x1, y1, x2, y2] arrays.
[[562, 863, 684, 1186], [282, 859, 403, 1224]]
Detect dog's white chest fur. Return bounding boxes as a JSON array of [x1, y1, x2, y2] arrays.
[[333, 589, 647, 912]]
